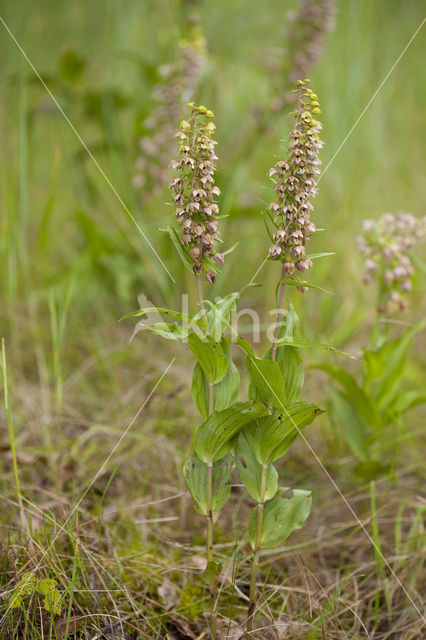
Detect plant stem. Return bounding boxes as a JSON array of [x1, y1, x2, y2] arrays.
[[196, 275, 208, 327], [206, 382, 218, 638], [196, 275, 217, 638], [246, 463, 268, 635], [271, 263, 287, 361], [1, 338, 28, 536], [206, 457, 217, 639]]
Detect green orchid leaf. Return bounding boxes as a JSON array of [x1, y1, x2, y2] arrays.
[[184, 454, 234, 515], [275, 336, 358, 360], [191, 362, 210, 420], [328, 388, 367, 461], [367, 322, 425, 409], [267, 305, 304, 403], [236, 431, 278, 502], [165, 225, 194, 273], [188, 332, 228, 383], [276, 344, 304, 404], [281, 278, 333, 295], [248, 490, 312, 549], [307, 252, 335, 260], [133, 321, 190, 342], [191, 341, 240, 419], [195, 401, 269, 462], [205, 291, 240, 341], [254, 403, 324, 463], [120, 306, 193, 323], [315, 364, 381, 430], [213, 340, 240, 411], [236, 337, 286, 409]]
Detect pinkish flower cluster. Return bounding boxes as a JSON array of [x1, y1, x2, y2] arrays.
[[133, 21, 206, 204], [169, 105, 222, 284], [267, 80, 323, 277], [358, 213, 426, 313], [283, 0, 336, 105]]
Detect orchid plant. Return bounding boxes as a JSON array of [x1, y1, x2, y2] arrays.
[[321, 213, 426, 482], [127, 84, 337, 637]]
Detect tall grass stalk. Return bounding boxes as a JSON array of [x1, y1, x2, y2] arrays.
[[1, 338, 28, 536]]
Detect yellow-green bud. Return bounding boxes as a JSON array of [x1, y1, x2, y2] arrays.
[[197, 105, 207, 114], [312, 107, 321, 114], [180, 120, 191, 131], [304, 78, 310, 83], [310, 101, 320, 108], [205, 110, 215, 117], [187, 102, 194, 108], [296, 80, 304, 86]]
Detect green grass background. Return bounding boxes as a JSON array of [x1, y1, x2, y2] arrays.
[[0, 1, 425, 637]]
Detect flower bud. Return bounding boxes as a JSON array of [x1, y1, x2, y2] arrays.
[[193, 262, 202, 274], [189, 246, 201, 260], [214, 253, 224, 265], [205, 272, 216, 285]]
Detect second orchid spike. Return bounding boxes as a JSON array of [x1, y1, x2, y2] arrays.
[[267, 80, 323, 278]]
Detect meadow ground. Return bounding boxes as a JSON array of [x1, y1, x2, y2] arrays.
[[0, 1, 425, 638]]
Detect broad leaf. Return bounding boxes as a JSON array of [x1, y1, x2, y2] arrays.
[[184, 454, 234, 515], [371, 323, 425, 409], [213, 340, 240, 411], [191, 341, 240, 419], [191, 362, 209, 420], [248, 490, 312, 549], [235, 431, 278, 502], [120, 306, 193, 323], [272, 305, 304, 403], [316, 364, 381, 431], [251, 403, 324, 463], [132, 321, 190, 342], [195, 402, 269, 462], [276, 345, 304, 404], [328, 388, 367, 461], [205, 292, 240, 341], [276, 336, 358, 360], [236, 338, 286, 409], [188, 332, 228, 383]]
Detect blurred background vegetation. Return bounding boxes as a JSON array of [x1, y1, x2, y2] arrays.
[[0, 1, 425, 638]]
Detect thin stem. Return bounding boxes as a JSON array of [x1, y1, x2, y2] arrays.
[[271, 263, 287, 361], [206, 381, 218, 638], [1, 338, 28, 535], [196, 275, 208, 327], [196, 273, 217, 638], [246, 463, 268, 635]]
